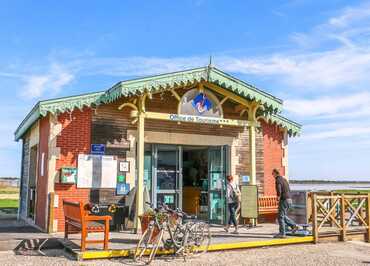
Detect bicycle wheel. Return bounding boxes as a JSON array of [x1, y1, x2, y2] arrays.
[[134, 225, 164, 265], [147, 227, 164, 265], [183, 222, 211, 257], [134, 226, 154, 263]]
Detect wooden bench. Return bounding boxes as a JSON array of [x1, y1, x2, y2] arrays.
[[63, 200, 111, 251], [258, 196, 278, 215]]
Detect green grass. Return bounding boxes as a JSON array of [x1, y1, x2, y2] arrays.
[[0, 199, 19, 208], [0, 190, 19, 194], [0, 187, 19, 194], [334, 190, 370, 194]]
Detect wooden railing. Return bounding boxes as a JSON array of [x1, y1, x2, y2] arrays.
[[311, 193, 370, 243]]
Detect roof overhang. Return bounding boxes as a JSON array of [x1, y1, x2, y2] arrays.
[[14, 66, 300, 141]]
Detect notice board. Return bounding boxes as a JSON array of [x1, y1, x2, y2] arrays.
[[77, 154, 117, 188], [240, 185, 258, 219]]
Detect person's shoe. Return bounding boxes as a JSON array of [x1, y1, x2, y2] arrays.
[[232, 228, 239, 234], [273, 234, 286, 239], [224, 226, 229, 233], [291, 225, 299, 234]]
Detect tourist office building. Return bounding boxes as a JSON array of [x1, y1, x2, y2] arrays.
[[15, 66, 301, 232]]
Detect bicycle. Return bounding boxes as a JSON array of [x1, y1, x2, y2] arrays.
[[133, 203, 211, 264]]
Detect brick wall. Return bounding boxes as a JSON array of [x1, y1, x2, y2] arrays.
[[35, 116, 50, 230], [54, 184, 91, 232], [261, 120, 285, 196], [54, 108, 92, 232]]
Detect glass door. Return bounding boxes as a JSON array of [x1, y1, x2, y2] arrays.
[[208, 146, 229, 224], [153, 145, 182, 210]]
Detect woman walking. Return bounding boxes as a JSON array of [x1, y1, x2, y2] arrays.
[[224, 175, 241, 233]]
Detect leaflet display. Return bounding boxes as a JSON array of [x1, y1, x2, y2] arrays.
[[77, 154, 117, 188]]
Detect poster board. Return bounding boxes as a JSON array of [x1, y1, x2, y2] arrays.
[[240, 185, 258, 219], [77, 154, 117, 188]]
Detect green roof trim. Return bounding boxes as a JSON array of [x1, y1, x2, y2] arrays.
[[264, 113, 302, 137], [208, 68, 283, 113], [14, 92, 105, 140], [101, 66, 283, 113], [14, 66, 299, 141]]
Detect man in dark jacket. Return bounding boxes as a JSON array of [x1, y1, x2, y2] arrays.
[[273, 169, 298, 238]]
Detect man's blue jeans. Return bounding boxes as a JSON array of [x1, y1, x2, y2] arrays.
[[278, 199, 296, 235]]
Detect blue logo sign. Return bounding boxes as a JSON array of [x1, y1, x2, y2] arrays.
[[91, 144, 105, 155], [116, 183, 130, 195], [192, 93, 212, 114]]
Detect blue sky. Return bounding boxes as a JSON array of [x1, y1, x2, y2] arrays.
[[1, 0, 370, 180]]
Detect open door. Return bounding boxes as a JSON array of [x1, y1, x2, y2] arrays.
[[152, 144, 182, 210], [208, 145, 230, 224]]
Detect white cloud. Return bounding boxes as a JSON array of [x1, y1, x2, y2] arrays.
[[21, 63, 74, 99], [303, 126, 370, 140], [328, 3, 370, 28], [285, 92, 370, 117], [214, 3, 370, 90]]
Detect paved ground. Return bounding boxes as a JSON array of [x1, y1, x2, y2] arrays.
[[62, 223, 284, 252], [0, 241, 369, 265]]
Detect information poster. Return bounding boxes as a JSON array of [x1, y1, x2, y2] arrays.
[[77, 154, 117, 188]]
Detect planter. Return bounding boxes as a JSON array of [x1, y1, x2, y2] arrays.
[[139, 215, 160, 242]]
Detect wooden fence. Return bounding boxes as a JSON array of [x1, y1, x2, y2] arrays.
[[311, 193, 370, 243]]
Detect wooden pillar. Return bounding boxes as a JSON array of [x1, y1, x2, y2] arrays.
[[135, 100, 145, 231], [312, 193, 318, 243], [248, 103, 258, 186], [340, 194, 346, 241], [249, 124, 256, 185], [367, 193, 370, 243], [47, 192, 55, 233]]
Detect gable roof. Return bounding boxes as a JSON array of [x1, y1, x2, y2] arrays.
[[14, 66, 300, 140]]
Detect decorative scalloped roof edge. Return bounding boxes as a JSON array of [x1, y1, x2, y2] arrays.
[[263, 113, 302, 137], [14, 66, 299, 141], [101, 66, 283, 113], [208, 67, 283, 113], [14, 92, 105, 140]]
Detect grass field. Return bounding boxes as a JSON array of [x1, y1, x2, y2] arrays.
[[0, 199, 19, 208], [335, 190, 370, 194], [0, 186, 19, 194], [0, 186, 19, 216]]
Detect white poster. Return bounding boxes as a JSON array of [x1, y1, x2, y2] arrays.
[[77, 154, 93, 188], [77, 154, 117, 188]]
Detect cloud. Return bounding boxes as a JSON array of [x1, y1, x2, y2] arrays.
[[21, 63, 74, 99], [214, 3, 370, 90], [328, 3, 370, 28], [284, 92, 370, 117], [303, 126, 370, 140], [72, 56, 205, 77]]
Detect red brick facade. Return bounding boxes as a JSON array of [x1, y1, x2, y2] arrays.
[[35, 115, 50, 230], [48, 108, 286, 231], [54, 108, 92, 232], [54, 184, 91, 232], [260, 120, 285, 196]]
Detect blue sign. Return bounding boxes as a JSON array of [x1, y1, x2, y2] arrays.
[[91, 144, 105, 155], [242, 175, 250, 183], [192, 93, 212, 114], [116, 183, 130, 195]]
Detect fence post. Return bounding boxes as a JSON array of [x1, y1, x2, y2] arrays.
[[367, 194, 370, 243], [340, 194, 346, 241], [330, 191, 334, 227], [312, 193, 318, 243]]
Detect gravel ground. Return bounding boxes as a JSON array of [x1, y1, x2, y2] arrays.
[[0, 241, 369, 266]]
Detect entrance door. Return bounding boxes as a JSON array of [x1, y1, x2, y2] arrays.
[[28, 145, 38, 220], [208, 146, 229, 224], [153, 145, 182, 210]]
